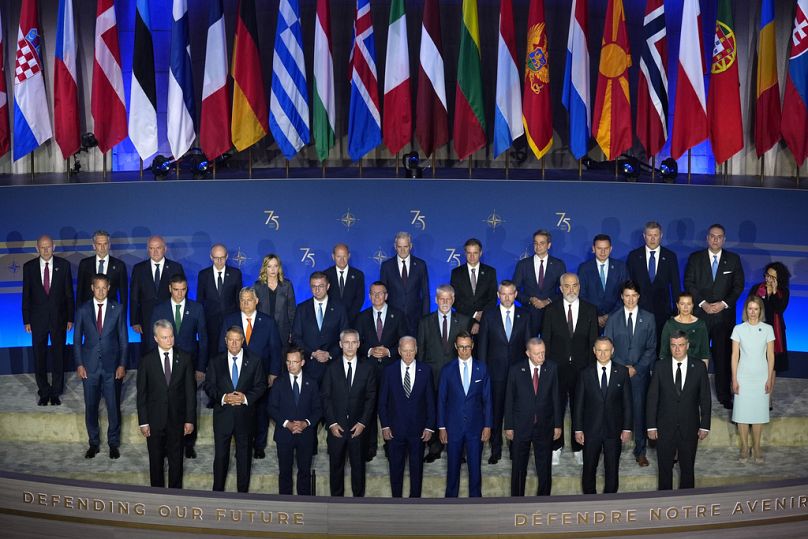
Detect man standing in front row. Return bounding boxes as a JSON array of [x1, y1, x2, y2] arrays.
[[438, 332, 492, 497], [137, 320, 196, 488], [504, 338, 561, 496], [646, 331, 711, 490]]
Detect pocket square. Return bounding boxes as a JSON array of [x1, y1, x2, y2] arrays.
[[723, 270, 732, 274], [474, 379, 482, 383]]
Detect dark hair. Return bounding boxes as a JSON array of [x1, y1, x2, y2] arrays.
[[707, 223, 726, 235], [676, 291, 694, 302], [464, 238, 482, 250], [499, 279, 516, 289], [595, 335, 614, 346], [764, 262, 791, 289], [669, 329, 689, 342], [225, 325, 245, 338], [91, 273, 110, 286], [169, 274, 188, 286], [620, 280, 640, 294], [370, 280, 387, 290], [286, 346, 304, 359], [532, 229, 552, 242], [593, 234, 612, 245], [455, 331, 472, 342], [310, 271, 328, 283]]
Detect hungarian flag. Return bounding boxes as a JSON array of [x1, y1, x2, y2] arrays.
[[755, 0, 781, 157], [636, 0, 668, 158], [522, 0, 552, 160], [128, 0, 157, 161], [670, 0, 707, 160], [0, 8, 8, 158], [383, 0, 412, 155], [200, 0, 230, 160], [54, 0, 80, 159], [415, 0, 448, 157], [592, 0, 632, 160], [91, 0, 127, 154], [707, 0, 743, 164], [782, 0, 808, 166], [453, 0, 486, 161], [231, 0, 268, 152], [313, 0, 335, 162]]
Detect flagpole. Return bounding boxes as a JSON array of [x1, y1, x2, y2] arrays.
[[29, 154, 34, 182], [359, 159, 363, 178], [468, 154, 472, 179], [395, 152, 399, 177], [505, 151, 510, 180], [578, 158, 582, 179], [213, 160, 217, 180], [541, 157, 545, 180], [759, 155, 764, 186], [102, 151, 107, 181], [322, 161, 326, 179], [139, 158, 143, 179], [614, 158, 618, 180], [285, 160, 289, 179], [651, 156, 656, 182], [687, 149, 691, 184], [248, 148, 253, 179], [432, 154, 436, 178], [176, 157, 180, 180]]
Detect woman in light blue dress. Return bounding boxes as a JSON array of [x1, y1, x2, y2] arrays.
[[731, 296, 775, 464]]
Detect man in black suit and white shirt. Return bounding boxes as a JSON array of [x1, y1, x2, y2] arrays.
[[76, 230, 128, 313], [450, 238, 497, 335], [324, 243, 365, 326], [196, 244, 242, 373], [379, 231, 430, 335], [684, 224, 744, 409]]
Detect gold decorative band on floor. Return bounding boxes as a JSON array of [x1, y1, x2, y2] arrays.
[[2, 472, 807, 537]]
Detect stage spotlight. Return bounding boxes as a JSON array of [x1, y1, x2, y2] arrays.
[[81, 133, 98, 150], [151, 155, 172, 179], [621, 157, 639, 181], [190, 154, 210, 179], [660, 158, 678, 183], [402, 151, 423, 178], [581, 156, 595, 170]]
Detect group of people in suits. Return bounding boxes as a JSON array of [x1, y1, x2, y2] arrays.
[[21, 219, 781, 497]]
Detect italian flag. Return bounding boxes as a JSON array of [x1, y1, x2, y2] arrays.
[[383, 0, 411, 155], [453, 0, 486, 161], [313, 0, 335, 162]]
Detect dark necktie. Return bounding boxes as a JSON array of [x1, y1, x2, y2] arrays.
[[675, 362, 683, 394], [154, 263, 161, 292], [339, 270, 345, 297], [98, 259, 105, 274], [43, 262, 50, 295], [292, 375, 300, 405], [532, 366, 539, 395], [648, 250, 656, 282], [601, 366, 608, 396], [217, 271, 223, 293], [376, 311, 384, 341], [442, 314, 449, 348], [538, 259, 545, 289], [174, 304, 182, 333], [627, 312, 634, 338], [567, 304, 574, 335], [401, 259, 408, 286], [346, 361, 353, 387], [404, 366, 411, 398], [164, 352, 172, 384], [470, 268, 477, 295], [96, 303, 103, 334]]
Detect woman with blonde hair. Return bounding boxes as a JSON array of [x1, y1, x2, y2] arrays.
[[254, 254, 296, 349]]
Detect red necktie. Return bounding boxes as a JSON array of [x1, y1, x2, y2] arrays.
[[533, 366, 539, 395], [538, 259, 545, 289], [567, 304, 574, 335], [43, 262, 51, 295], [376, 311, 383, 342], [96, 303, 103, 334]]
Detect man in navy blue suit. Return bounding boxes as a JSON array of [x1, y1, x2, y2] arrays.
[[379, 231, 430, 335], [73, 274, 127, 459], [324, 243, 365, 326], [578, 234, 629, 329], [220, 286, 282, 459], [196, 244, 243, 372], [268, 347, 322, 495], [437, 332, 492, 497], [378, 336, 435, 497], [512, 229, 567, 336], [151, 274, 208, 458], [130, 236, 185, 354], [76, 230, 128, 314], [477, 280, 531, 464], [604, 280, 656, 467]]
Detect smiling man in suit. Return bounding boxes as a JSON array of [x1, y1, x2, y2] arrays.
[[477, 280, 531, 464], [268, 347, 322, 495], [22, 234, 75, 406], [578, 234, 628, 329], [73, 274, 127, 459], [684, 224, 744, 410], [378, 336, 435, 497], [137, 320, 196, 488], [573, 337, 633, 494], [512, 229, 567, 336], [206, 325, 267, 493], [324, 243, 365, 326], [76, 230, 128, 314], [450, 238, 497, 335], [380, 231, 430, 335], [604, 280, 656, 467], [130, 235, 185, 355], [504, 338, 562, 496], [197, 244, 243, 371], [437, 332, 492, 497]]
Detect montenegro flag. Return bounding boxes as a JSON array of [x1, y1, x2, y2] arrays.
[[231, 0, 268, 152]]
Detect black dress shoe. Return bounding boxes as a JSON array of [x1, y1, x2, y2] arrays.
[[50, 396, 61, 406], [424, 453, 439, 463], [85, 445, 100, 459], [488, 455, 500, 465], [37, 396, 49, 406], [254, 448, 266, 459], [109, 447, 120, 459], [185, 447, 197, 459], [723, 401, 733, 410]]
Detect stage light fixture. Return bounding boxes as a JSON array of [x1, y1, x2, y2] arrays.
[[81, 133, 98, 150], [660, 158, 678, 182], [190, 154, 210, 179], [402, 151, 423, 178], [621, 157, 639, 181], [151, 155, 172, 179]]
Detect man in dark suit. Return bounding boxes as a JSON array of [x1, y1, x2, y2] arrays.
[[324, 243, 365, 326], [268, 347, 322, 495], [573, 337, 633, 494], [450, 238, 497, 335], [379, 231, 430, 335], [684, 223, 744, 409], [356, 281, 407, 461], [541, 273, 598, 464], [437, 332, 492, 497], [73, 274, 127, 458], [220, 286, 282, 459], [137, 320, 196, 488], [512, 229, 566, 336], [321, 329, 377, 497], [196, 243, 242, 373], [504, 338, 562, 496], [206, 325, 267, 493], [626, 221, 681, 353], [604, 280, 656, 467], [578, 234, 629, 329], [22, 235, 75, 405], [477, 280, 531, 464], [130, 235, 185, 354], [647, 331, 711, 490], [151, 274, 208, 458], [292, 272, 350, 384], [417, 284, 471, 461], [378, 336, 435, 497], [76, 230, 128, 313]]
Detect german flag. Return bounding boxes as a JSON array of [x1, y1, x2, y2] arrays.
[[231, 0, 268, 152]]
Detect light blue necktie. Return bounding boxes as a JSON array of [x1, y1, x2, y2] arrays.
[[462, 361, 470, 395], [231, 357, 239, 388], [505, 310, 512, 341], [711, 255, 718, 280], [599, 263, 607, 290], [317, 302, 324, 330]]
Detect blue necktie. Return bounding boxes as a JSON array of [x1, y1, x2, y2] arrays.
[[231, 357, 239, 388], [317, 302, 324, 330], [601, 366, 608, 396], [505, 310, 512, 341], [711, 255, 718, 280], [648, 251, 656, 282], [292, 375, 300, 405], [462, 361, 470, 395], [599, 263, 606, 290]]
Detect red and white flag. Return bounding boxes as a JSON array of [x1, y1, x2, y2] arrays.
[[670, 0, 707, 160], [91, 0, 127, 153], [54, 0, 79, 159], [415, 0, 448, 158], [200, 0, 230, 160]]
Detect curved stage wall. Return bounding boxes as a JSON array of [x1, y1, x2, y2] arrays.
[[1, 178, 807, 361]]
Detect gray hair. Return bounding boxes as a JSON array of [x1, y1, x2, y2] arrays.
[[152, 319, 174, 335]]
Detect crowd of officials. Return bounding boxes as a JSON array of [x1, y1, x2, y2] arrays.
[[21, 223, 790, 496]]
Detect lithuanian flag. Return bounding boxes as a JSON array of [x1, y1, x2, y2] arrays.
[[453, 0, 486, 161]]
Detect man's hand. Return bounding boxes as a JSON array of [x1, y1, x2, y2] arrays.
[[627, 365, 637, 378], [504, 429, 514, 441], [268, 374, 277, 387], [312, 350, 330, 363], [421, 429, 432, 442], [575, 432, 585, 445], [370, 346, 390, 359], [24, 324, 31, 333], [66, 322, 73, 331], [470, 323, 480, 335], [77, 365, 88, 380], [132, 324, 143, 335], [481, 427, 491, 442], [115, 366, 125, 380], [553, 428, 562, 440], [382, 427, 393, 441], [330, 424, 344, 438], [598, 314, 608, 328], [184, 423, 194, 435], [697, 429, 709, 441], [195, 371, 205, 383], [350, 423, 365, 438], [439, 429, 448, 445], [140, 426, 150, 437], [647, 429, 658, 441], [620, 430, 631, 443]]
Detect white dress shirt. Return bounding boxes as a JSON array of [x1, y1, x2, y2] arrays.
[[151, 258, 166, 278], [39, 257, 53, 283], [398, 256, 411, 277], [282, 372, 310, 427], [645, 247, 659, 275], [96, 255, 110, 274], [400, 359, 416, 387], [564, 298, 580, 332], [225, 350, 247, 405], [533, 255, 549, 285], [95, 298, 108, 328], [500, 304, 514, 329], [171, 299, 185, 323]]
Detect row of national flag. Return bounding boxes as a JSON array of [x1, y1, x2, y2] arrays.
[[2, 0, 808, 168]]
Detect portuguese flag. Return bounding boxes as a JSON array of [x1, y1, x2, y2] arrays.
[[453, 0, 486, 161], [707, 0, 743, 164], [231, 0, 268, 152]]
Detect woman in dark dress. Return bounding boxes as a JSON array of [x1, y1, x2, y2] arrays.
[[254, 254, 296, 351]]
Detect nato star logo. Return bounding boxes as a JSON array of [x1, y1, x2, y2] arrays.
[[233, 248, 249, 267], [339, 210, 358, 229], [372, 248, 389, 266], [484, 210, 504, 229], [7, 260, 19, 274], [518, 248, 531, 261]]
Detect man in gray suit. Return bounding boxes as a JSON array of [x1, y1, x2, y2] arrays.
[[604, 280, 656, 467]]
